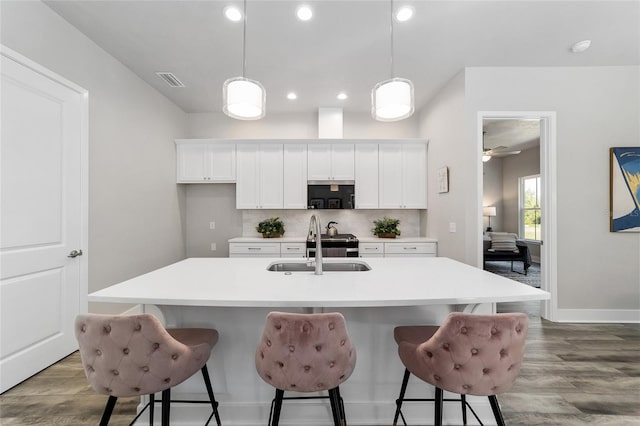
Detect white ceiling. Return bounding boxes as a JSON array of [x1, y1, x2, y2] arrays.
[[483, 119, 540, 151], [45, 1, 640, 115]]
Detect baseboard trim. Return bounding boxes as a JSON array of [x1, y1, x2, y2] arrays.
[[555, 308, 640, 323]]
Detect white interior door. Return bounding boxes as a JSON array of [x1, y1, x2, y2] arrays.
[[0, 47, 87, 393]]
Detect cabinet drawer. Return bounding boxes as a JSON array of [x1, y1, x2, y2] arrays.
[[359, 243, 384, 255], [229, 243, 280, 255], [384, 242, 437, 255], [280, 243, 306, 257]]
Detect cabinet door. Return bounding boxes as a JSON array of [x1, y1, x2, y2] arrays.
[[229, 242, 280, 257], [208, 143, 236, 181], [283, 144, 308, 209], [359, 242, 384, 257], [378, 144, 403, 208], [307, 144, 331, 180], [355, 144, 378, 208], [177, 143, 208, 182], [236, 144, 259, 209], [259, 144, 284, 209], [402, 144, 427, 208], [330, 144, 355, 180]]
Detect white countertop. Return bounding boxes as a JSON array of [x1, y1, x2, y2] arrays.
[[89, 257, 548, 308], [228, 236, 307, 243], [357, 236, 437, 243], [229, 236, 437, 243]]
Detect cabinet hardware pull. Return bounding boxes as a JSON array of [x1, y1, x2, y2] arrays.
[[404, 247, 417, 250], [248, 247, 261, 250]]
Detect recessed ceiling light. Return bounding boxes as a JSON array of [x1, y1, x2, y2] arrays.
[[571, 39, 591, 53], [395, 6, 415, 22], [287, 92, 298, 100], [337, 92, 348, 100], [296, 5, 313, 21], [224, 5, 242, 22]]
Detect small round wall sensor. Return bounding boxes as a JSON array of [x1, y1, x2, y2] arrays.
[[571, 40, 591, 53]]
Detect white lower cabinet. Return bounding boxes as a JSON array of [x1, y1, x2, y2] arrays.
[[359, 242, 384, 257], [229, 242, 306, 258], [384, 242, 437, 257], [280, 243, 307, 258], [360, 241, 437, 257], [229, 242, 280, 257]]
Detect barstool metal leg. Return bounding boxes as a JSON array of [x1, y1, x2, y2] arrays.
[[328, 388, 341, 426], [488, 395, 506, 426], [461, 394, 467, 425], [392, 368, 411, 426], [149, 393, 155, 426], [335, 386, 347, 426], [161, 388, 171, 425], [434, 387, 444, 426], [270, 389, 284, 426], [100, 395, 118, 426], [201, 365, 222, 426]]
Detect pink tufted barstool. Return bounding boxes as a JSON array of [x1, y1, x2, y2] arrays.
[[75, 314, 222, 426], [392, 312, 528, 426], [255, 312, 357, 426]]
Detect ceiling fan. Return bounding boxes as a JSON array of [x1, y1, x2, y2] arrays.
[[482, 131, 521, 162]]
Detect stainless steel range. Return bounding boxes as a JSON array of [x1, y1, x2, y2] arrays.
[[306, 234, 359, 258]]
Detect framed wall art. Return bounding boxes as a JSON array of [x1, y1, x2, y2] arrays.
[[437, 166, 449, 193], [610, 147, 640, 232]]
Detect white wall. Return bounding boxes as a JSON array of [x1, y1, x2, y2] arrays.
[[465, 66, 640, 316], [482, 157, 504, 232], [418, 72, 469, 262], [502, 146, 540, 234], [1, 1, 189, 313]]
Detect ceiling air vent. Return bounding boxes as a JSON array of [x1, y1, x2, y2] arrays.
[[156, 72, 185, 88]]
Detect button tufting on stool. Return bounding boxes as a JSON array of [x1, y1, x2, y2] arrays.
[[255, 311, 356, 426]]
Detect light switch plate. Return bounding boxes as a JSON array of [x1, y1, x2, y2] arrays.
[[209, 221, 216, 230], [210, 243, 217, 251], [449, 222, 456, 233]]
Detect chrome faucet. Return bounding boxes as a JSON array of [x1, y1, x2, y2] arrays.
[[307, 214, 323, 275]]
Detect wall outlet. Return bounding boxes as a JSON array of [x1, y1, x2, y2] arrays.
[[210, 243, 217, 251], [449, 222, 456, 233], [209, 221, 216, 230]]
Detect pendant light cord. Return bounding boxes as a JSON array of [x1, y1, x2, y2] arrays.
[[242, 0, 247, 78], [389, 0, 394, 79]]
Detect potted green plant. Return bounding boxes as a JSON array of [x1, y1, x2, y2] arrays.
[[256, 217, 285, 238], [372, 217, 401, 238]]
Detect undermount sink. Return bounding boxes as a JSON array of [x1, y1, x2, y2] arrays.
[[267, 260, 371, 272]]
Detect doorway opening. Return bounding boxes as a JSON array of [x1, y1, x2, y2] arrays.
[[478, 112, 557, 321]]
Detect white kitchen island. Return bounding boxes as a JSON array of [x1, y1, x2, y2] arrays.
[[89, 257, 549, 426]]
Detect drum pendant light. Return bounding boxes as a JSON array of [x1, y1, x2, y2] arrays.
[[223, 0, 265, 120], [372, 0, 414, 121]]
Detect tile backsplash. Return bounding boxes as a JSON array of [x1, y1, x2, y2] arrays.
[[243, 209, 422, 238]]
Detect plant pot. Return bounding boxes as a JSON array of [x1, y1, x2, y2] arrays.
[[376, 233, 397, 239], [262, 233, 282, 238]]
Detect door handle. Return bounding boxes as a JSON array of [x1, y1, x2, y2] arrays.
[[68, 249, 83, 258]]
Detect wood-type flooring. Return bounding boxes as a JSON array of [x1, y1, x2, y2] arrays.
[[1, 303, 638, 425]]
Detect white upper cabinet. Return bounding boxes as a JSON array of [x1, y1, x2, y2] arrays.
[[379, 143, 427, 209], [236, 143, 283, 209], [283, 144, 308, 209], [307, 143, 354, 181], [176, 140, 236, 183], [354, 144, 379, 209]]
